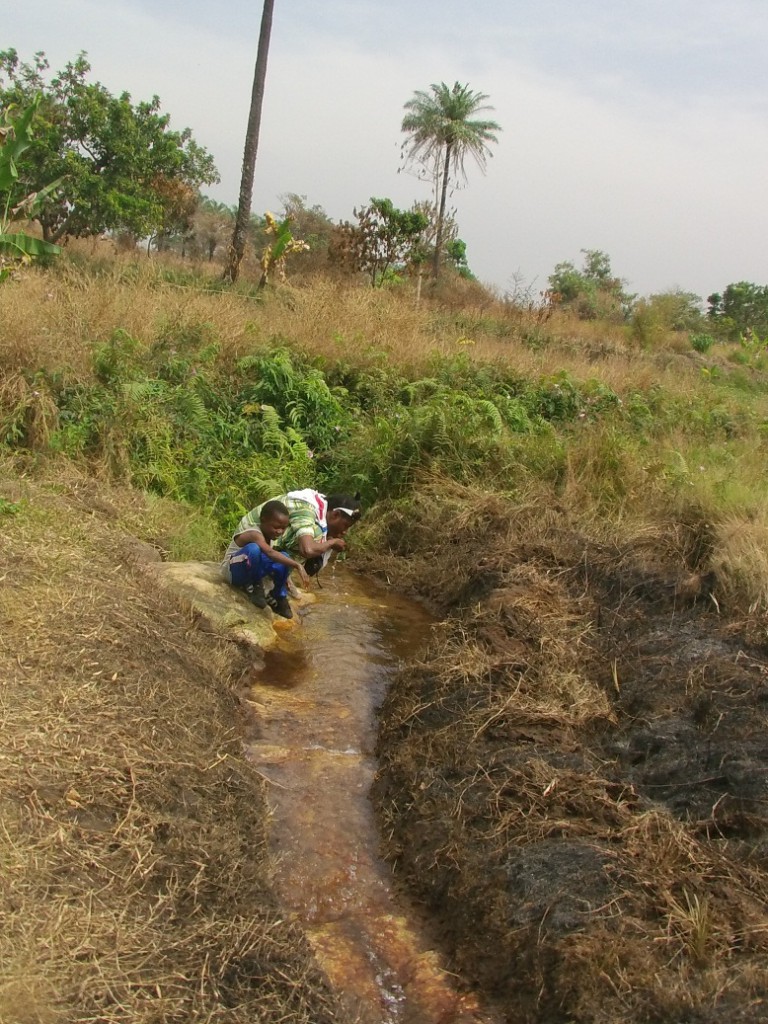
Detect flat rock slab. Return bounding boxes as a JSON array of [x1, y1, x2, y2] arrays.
[[146, 560, 314, 650]]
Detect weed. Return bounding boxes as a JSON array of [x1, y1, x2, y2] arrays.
[[0, 496, 22, 516], [667, 889, 713, 965]]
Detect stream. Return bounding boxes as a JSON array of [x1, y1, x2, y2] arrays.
[[242, 568, 499, 1024]]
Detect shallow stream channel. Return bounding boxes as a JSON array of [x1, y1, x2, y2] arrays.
[[241, 568, 499, 1024]]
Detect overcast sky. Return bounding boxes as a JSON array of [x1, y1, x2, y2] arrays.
[[6, 1, 768, 300]]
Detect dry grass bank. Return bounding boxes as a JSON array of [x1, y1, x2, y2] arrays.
[[0, 255, 724, 402], [0, 458, 349, 1024], [363, 478, 768, 1023]]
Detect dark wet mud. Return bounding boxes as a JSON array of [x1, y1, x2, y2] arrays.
[[242, 570, 500, 1024]]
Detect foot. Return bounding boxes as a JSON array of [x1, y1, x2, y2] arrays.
[[267, 594, 293, 619], [244, 581, 267, 609]]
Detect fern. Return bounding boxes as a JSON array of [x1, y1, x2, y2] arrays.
[[259, 403, 289, 456], [475, 399, 504, 436]]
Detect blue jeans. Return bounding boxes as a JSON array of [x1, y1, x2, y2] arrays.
[[228, 544, 291, 598]]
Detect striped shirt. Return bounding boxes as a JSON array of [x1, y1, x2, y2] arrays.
[[221, 489, 328, 578]]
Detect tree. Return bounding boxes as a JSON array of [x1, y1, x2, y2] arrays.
[[278, 193, 334, 274], [329, 197, 429, 286], [707, 282, 768, 340], [401, 81, 500, 280], [548, 249, 635, 322], [189, 197, 235, 261], [0, 50, 218, 243], [444, 238, 474, 279], [224, 0, 275, 284], [631, 289, 703, 348]]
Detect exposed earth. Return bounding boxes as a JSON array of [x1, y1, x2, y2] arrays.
[[2, 463, 767, 1023]]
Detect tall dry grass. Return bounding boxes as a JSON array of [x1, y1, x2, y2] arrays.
[[0, 255, 712, 396]]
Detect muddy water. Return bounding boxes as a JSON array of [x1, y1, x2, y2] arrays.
[[243, 569, 498, 1024]]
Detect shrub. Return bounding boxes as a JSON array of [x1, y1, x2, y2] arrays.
[[690, 333, 715, 354]]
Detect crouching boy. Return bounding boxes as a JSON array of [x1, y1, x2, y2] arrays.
[[221, 500, 309, 619]]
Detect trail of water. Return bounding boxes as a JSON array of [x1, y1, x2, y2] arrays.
[[243, 569, 498, 1024]]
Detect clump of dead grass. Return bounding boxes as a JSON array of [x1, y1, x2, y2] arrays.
[[711, 509, 768, 618]]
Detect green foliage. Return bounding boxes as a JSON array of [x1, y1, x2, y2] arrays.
[[330, 198, 429, 286], [691, 333, 715, 354], [275, 193, 334, 275], [325, 357, 622, 500], [0, 496, 22, 516], [0, 49, 218, 243], [401, 81, 501, 278], [632, 290, 703, 348], [732, 328, 768, 369], [34, 330, 320, 526], [444, 238, 474, 279], [9, 286, 767, 545], [0, 93, 62, 278], [236, 346, 350, 454], [548, 249, 635, 322], [708, 282, 768, 340], [401, 82, 501, 184]]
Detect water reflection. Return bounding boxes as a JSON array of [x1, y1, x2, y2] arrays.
[[243, 569, 498, 1024]]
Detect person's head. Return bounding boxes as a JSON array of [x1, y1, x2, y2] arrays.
[[326, 493, 362, 538], [259, 499, 290, 542]]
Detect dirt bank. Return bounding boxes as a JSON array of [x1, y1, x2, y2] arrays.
[[0, 461, 350, 1024], [365, 480, 768, 1024]]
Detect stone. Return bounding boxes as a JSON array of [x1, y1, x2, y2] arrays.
[[145, 560, 314, 650]]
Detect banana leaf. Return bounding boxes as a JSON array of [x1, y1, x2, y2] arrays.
[[0, 232, 61, 257]]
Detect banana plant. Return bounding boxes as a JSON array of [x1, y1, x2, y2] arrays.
[[258, 211, 308, 289], [0, 93, 62, 281]]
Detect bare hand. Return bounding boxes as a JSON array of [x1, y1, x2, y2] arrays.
[[298, 566, 310, 586]]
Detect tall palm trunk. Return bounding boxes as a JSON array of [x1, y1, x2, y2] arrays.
[[223, 0, 275, 284], [431, 139, 453, 281]]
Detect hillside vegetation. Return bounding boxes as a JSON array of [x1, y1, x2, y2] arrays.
[[2, 251, 768, 1022]]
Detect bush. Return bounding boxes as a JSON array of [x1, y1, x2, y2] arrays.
[[691, 333, 715, 354]]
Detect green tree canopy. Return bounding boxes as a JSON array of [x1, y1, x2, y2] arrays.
[[444, 237, 474, 279], [707, 282, 768, 339], [280, 194, 333, 250], [548, 249, 635, 322], [0, 49, 219, 242], [0, 93, 62, 279], [401, 81, 500, 279], [330, 197, 429, 286]]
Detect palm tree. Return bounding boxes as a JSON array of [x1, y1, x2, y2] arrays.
[[224, 0, 275, 284], [401, 81, 501, 280]]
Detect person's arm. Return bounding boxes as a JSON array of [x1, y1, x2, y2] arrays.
[[234, 529, 309, 582], [297, 534, 346, 558]]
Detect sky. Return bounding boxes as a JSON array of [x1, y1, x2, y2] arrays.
[[6, 0, 768, 301]]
